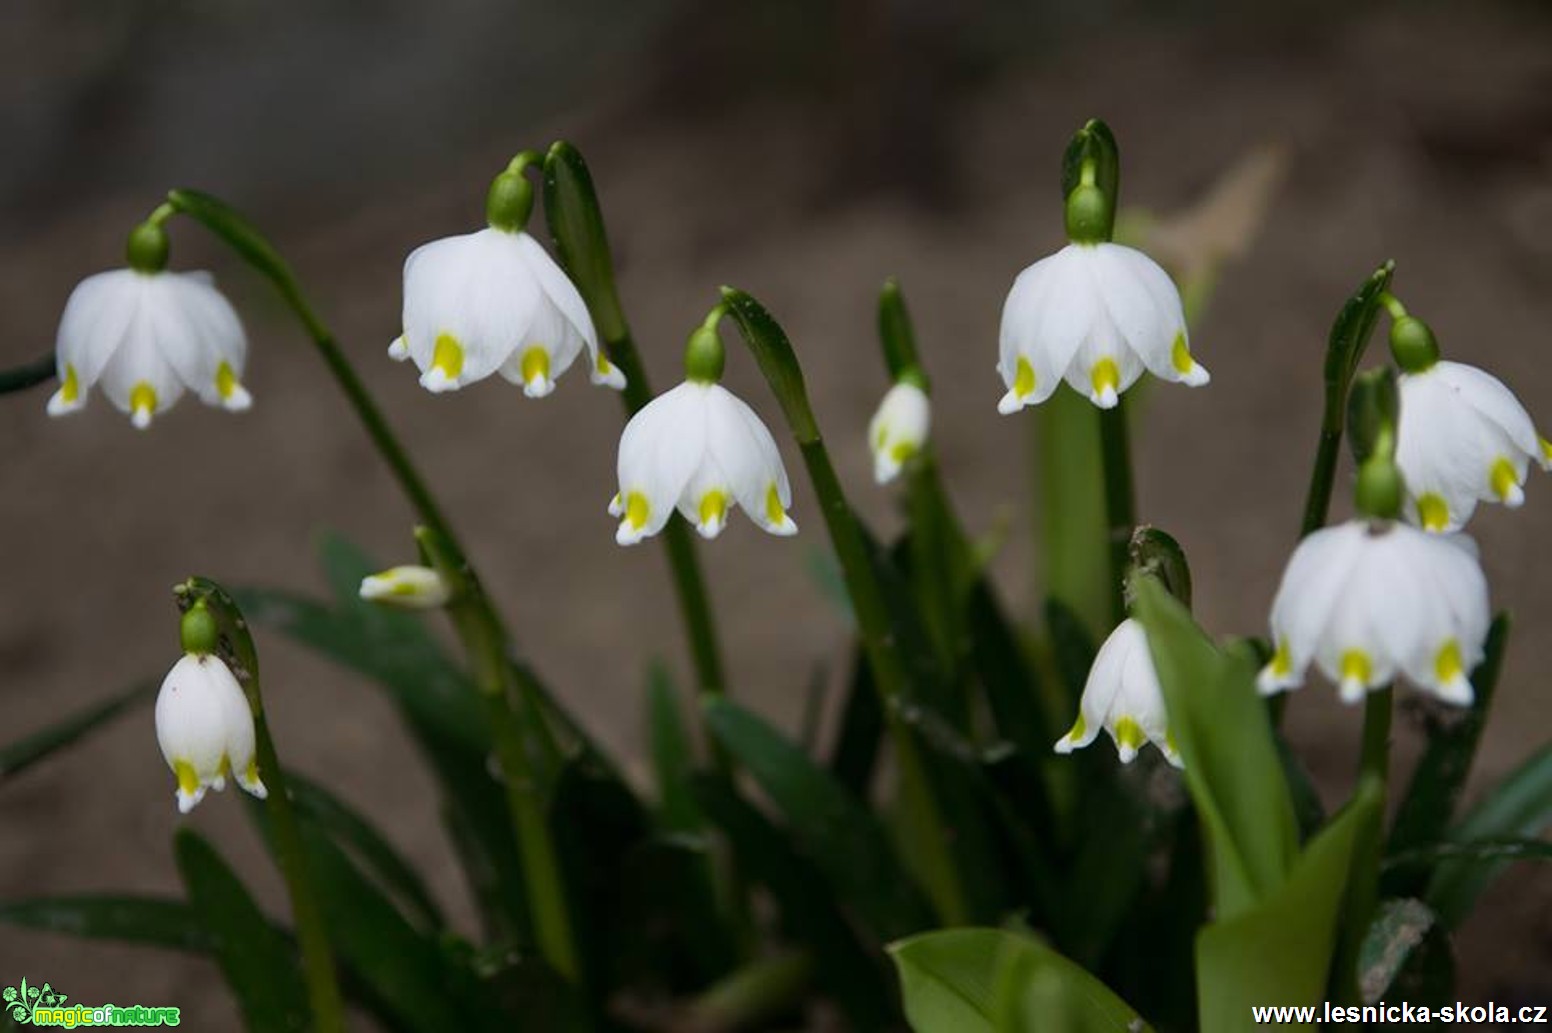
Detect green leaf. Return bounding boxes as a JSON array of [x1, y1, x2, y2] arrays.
[[877, 276, 926, 382], [541, 141, 627, 342], [1302, 261, 1394, 534], [969, 576, 1056, 763], [249, 801, 483, 1031], [615, 836, 737, 989], [232, 585, 487, 755], [238, 536, 531, 940], [173, 829, 310, 1031], [287, 773, 444, 932], [1132, 576, 1298, 918], [1428, 743, 1552, 927], [704, 698, 934, 940], [719, 287, 819, 443], [889, 927, 1150, 1033], [0, 896, 211, 952], [1386, 614, 1510, 894], [692, 775, 896, 1031], [829, 645, 883, 799], [548, 756, 657, 995], [647, 662, 701, 833], [0, 679, 156, 780], [1195, 779, 1383, 1032]]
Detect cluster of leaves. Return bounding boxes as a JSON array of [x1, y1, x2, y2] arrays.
[[3, 180, 1551, 1033]]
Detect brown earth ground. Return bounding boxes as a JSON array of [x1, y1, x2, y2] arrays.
[[2, 2, 1550, 1027]]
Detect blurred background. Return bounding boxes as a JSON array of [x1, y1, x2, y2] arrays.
[[2, 0, 1551, 1025]]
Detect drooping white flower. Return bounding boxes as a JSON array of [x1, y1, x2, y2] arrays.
[[47, 269, 251, 429], [868, 381, 931, 485], [388, 227, 624, 397], [1054, 618, 1181, 767], [154, 653, 267, 813], [997, 242, 1208, 413], [1396, 360, 1550, 533], [359, 565, 452, 609], [611, 380, 796, 545], [1257, 520, 1490, 706]]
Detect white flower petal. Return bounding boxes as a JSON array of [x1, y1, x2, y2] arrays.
[[56, 270, 142, 391], [401, 229, 539, 390], [713, 385, 796, 536], [998, 252, 1069, 410], [156, 654, 238, 813], [615, 382, 708, 544]]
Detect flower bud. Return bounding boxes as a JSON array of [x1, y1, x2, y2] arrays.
[[1064, 182, 1111, 244], [684, 323, 726, 384], [180, 601, 218, 656], [359, 566, 453, 609], [485, 170, 534, 234], [1356, 456, 1404, 522], [125, 220, 170, 274], [1389, 315, 1439, 374]]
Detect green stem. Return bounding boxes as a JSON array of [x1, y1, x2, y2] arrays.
[[1299, 425, 1345, 539], [1098, 398, 1135, 627], [719, 285, 968, 922], [1333, 687, 1392, 1003], [249, 695, 347, 1031], [176, 580, 345, 1032], [798, 438, 969, 923], [0, 353, 55, 395], [417, 529, 580, 983]]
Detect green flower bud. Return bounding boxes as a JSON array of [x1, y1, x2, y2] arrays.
[[684, 324, 726, 383], [179, 600, 219, 656], [1389, 315, 1439, 374], [1355, 456, 1404, 522], [486, 171, 533, 233], [126, 220, 170, 274], [1064, 182, 1111, 245]]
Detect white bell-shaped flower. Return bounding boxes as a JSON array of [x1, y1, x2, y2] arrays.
[[1257, 520, 1490, 706], [389, 227, 624, 397], [154, 653, 267, 813], [1054, 618, 1181, 767], [359, 565, 452, 609], [1396, 360, 1550, 532], [611, 380, 796, 545], [997, 242, 1208, 413], [868, 381, 931, 485], [47, 269, 251, 429]]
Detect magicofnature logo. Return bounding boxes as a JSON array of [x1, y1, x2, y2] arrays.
[[3, 979, 179, 1027]]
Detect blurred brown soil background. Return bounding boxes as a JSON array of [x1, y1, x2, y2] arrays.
[[2, 0, 1551, 1026]]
